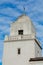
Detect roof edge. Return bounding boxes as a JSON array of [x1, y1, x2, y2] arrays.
[[29, 57, 43, 61], [34, 38, 42, 50]]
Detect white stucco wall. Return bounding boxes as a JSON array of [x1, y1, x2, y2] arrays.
[[2, 39, 35, 65], [34, 41, 42, 57], [10, 21, 31, 36]]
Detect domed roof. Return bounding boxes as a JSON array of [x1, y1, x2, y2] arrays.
[[16, 14, 31, 23], [10, 14, 36, 36]]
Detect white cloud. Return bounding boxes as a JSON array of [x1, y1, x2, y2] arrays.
[[0, 8, 20, 17], [0, 17, 12, 24]]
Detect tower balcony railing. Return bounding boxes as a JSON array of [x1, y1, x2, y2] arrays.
[[5, 34, 35, 41]]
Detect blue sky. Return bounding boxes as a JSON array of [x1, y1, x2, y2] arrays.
[[0, 0, 43, 62]]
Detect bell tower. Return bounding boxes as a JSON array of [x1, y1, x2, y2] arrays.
[[2, 14, 42, 65]]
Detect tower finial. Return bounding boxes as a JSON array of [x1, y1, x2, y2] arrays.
[[23, 7, 26, 15], [24, 7, 25, 11]]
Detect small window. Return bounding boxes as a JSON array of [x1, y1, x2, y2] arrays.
[[18, 48, 20, 55], [18, 30, 23, 35]]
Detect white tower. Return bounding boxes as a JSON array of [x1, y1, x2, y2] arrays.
[[2, 15, 42, 65]]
